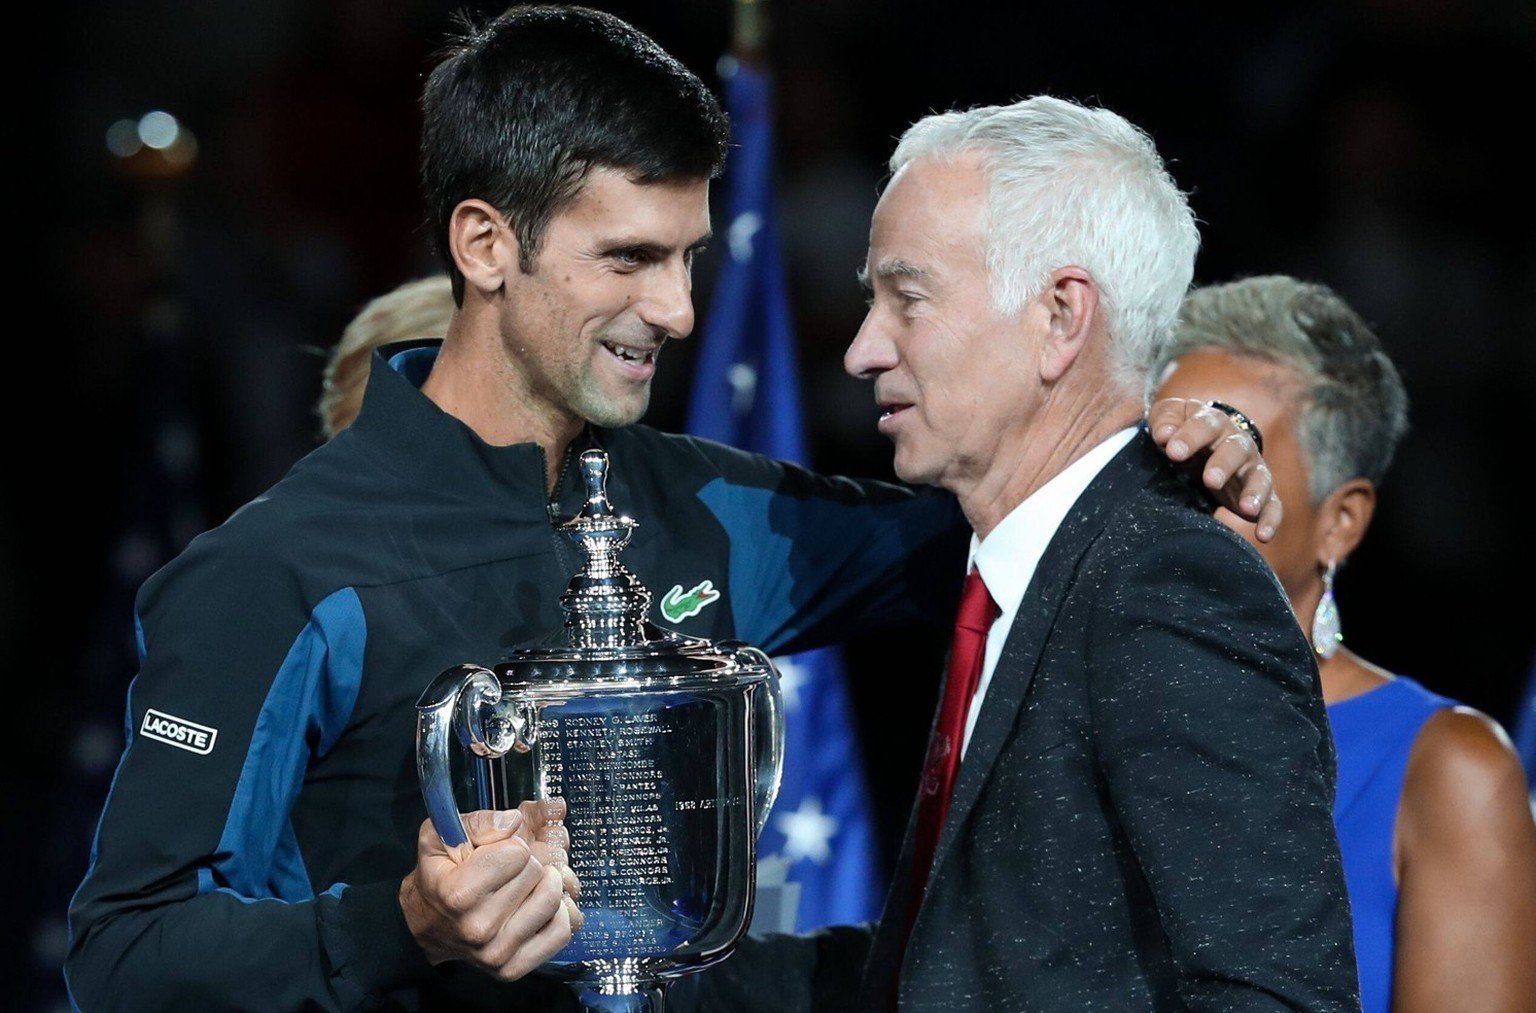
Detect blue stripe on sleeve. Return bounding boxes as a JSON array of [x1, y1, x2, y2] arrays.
[[199, 587, 367, 902], [695, 479, 798, 648], [695, 477, 924, 653]]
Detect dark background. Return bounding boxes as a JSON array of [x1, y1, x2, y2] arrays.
[[13, 1, 1535, 1009]]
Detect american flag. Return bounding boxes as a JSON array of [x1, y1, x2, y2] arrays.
[[685, 57, 884, 932]]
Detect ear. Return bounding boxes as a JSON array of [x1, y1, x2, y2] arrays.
[[1038, 267, 1099, 383], [1317, 478, 1376, 565], [448, 199, 517, 297]]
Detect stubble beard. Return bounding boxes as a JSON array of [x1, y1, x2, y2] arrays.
[[574, 375, 652, 430]]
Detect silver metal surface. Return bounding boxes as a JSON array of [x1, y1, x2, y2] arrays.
[[416, 450, 784, 1012]]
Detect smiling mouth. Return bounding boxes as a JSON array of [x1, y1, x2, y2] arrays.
[[603, 341, 657, 366]]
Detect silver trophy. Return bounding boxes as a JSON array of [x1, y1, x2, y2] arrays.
[[416, 449, 784, 1012]]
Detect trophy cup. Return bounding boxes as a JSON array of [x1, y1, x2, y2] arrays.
[[416, 449, 784, 1012]]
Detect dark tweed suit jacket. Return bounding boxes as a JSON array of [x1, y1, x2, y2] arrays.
[[689, 430, 1360, 1012]]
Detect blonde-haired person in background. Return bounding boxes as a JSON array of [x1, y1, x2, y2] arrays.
[[1152, 273, 1536, 1013], [318, 274, 456, 438]]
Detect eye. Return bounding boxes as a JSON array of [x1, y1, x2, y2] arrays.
[[609, 247, 654, 269]]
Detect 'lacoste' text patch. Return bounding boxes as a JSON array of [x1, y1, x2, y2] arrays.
[[140, 708, 218, 755]]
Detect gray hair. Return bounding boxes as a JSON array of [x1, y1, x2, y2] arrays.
[[889, 95, 1200, 394], [1153, 275, 1410, 504]]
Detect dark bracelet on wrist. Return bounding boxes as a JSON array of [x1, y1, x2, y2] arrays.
[[1207, 400, 1264, 456]]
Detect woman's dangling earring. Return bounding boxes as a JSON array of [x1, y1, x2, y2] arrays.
[[1312, 560, 1343, 659]]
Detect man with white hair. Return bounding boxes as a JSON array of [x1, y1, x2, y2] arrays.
[[694, 95, 1359, 1012]]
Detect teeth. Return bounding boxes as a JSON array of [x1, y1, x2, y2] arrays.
[[604, 342, 653, 364]]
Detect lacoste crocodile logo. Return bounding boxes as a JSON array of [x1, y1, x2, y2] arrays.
[[660, 580, 721, 623]]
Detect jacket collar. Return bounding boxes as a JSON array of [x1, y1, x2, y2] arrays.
[[350, 340, 570, 517], [936, 429, 1176, 859]]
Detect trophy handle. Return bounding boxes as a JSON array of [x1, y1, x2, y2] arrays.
[[415, 664, 503, 849], [740, 647, 785, 840]]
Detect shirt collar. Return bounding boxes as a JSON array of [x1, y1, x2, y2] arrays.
[[970, 427, 1138, 622]]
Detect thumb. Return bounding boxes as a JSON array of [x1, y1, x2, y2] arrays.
[[459, 807, 526, 848]]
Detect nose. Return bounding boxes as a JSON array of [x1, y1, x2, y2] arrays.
[[844, 307, 895, 379], [640, 259, 696, 340]]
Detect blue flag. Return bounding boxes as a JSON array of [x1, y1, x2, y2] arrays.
[[1514, 652, 1536, 796], [686, 58, 884, 932]]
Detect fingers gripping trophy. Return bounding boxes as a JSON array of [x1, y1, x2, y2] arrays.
[[416, 449, 785, 1012]]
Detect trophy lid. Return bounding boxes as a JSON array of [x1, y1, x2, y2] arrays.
[[496, 449, 767, 689]]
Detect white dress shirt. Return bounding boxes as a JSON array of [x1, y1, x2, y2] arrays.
[[962, 426, 1137, 755]]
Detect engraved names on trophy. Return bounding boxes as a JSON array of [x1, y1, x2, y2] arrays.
[[543, 708, 676, 956]]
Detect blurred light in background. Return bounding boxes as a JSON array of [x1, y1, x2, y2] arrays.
[[106, 111, 197, 177]]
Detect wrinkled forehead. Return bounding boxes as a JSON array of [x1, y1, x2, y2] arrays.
[[867, 157, 989, 270]]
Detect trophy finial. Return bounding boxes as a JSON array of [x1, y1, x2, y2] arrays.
[[578, 449, 614, 520], [559, 450, 649, 647]]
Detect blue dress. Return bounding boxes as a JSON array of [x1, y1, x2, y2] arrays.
[[1327, 676, 1456, 1013]]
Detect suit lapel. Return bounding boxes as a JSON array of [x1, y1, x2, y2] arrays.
[[929, 431, 1163, 871], [858, 433, 1185, 1005]]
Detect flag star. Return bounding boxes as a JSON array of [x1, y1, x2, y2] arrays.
[[728, 210, 763, 262], [727, 362, 757, 415], [775, 796, 839, 865], [773, 655, 807, 712]]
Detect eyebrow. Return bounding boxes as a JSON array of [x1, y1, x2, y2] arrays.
[[600, 231, 713, 256], [856, 257, 930, 290]]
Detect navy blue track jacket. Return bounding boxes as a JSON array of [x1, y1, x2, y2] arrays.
[[65, 343, 968, 1011]]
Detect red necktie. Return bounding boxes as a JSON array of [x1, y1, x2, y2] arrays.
[[901, 566, 999, 951]]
